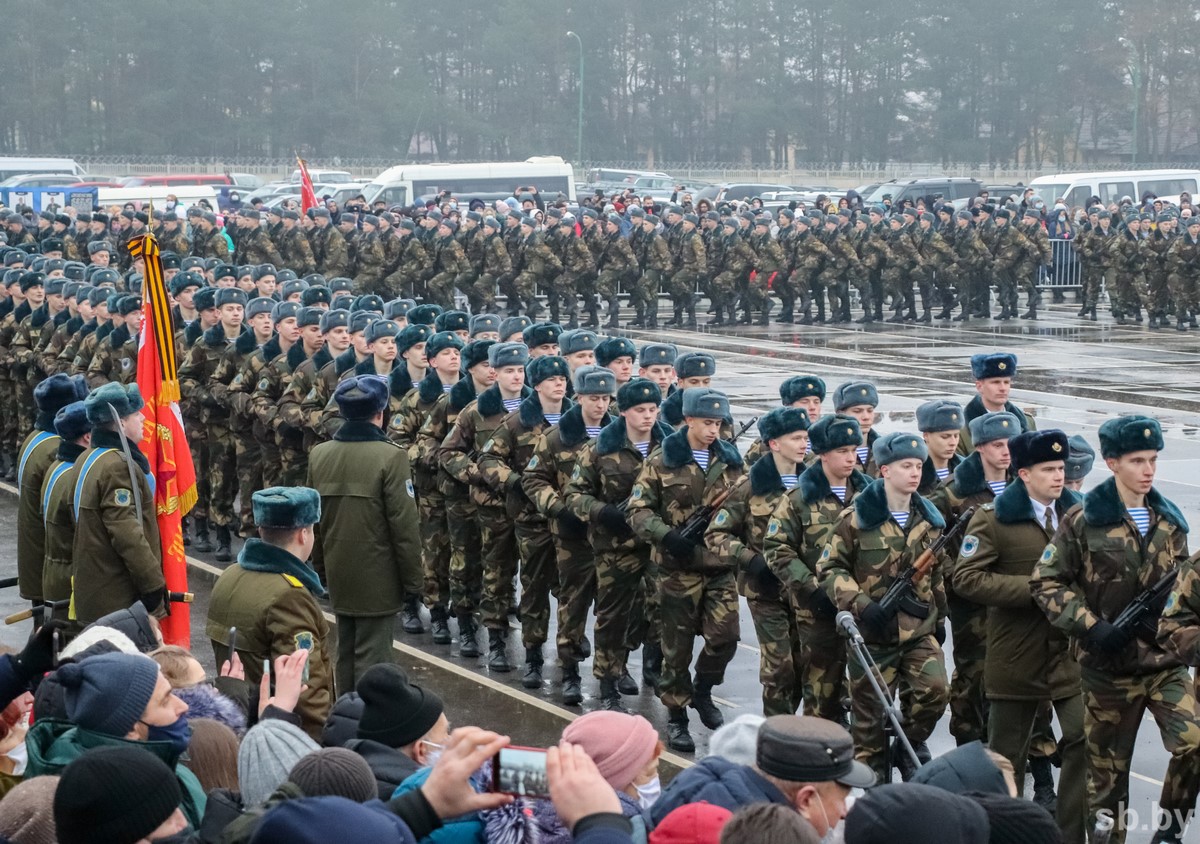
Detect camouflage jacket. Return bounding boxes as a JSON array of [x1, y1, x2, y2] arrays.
[[596, 232, 637, 275], [548, 225, 594, 277], [38, 315, 81, 377], [856, 223, 892, 273], [1141, 229, 1174, 275], [749, 231, 787, 275], [179, 324, 244, 428], [438, 384, 532, 510], [672, 229, 706, 274], [792, 230, 831, 280], [1159, 552, 1200, 666], [216, 332, 273, 437], [946, 224, 991, 272], [706, 454, 792, 600], [516, 233, 562, 279], [887, 225, 923, 271], [419, 377, 478, 498], [85, 326, 137, 387], [636, 229, 673, 273], [626, 426, 745, 572], [58, 319, 98, 376], [480, 232, 512, 277], [1032, 476, 1188, 675], [717, 232, 755, 275], [277, 346, 335, 453], [280, 227, 317, 275], [193, 227, 231, 262], [354, 231, 387, 285], [817, 478, 948, 646], [387, 372, 451, 495], [522, 405, 610, 540], [954, 480, 1083, 700], [234, 226, 283, 267], [988, 224, 1025, 273], [311, 226, 350, 278], [913, 227, 955, 274], [252, 341, 311, 448], [479, 393, 574, 526], [1166, 232, 1200, 278], [1017, 221, 1052, 266], [1108, 228, 1146, 274], [764, 461, 873, 620], [926, 451, 1010, 584], [300, 349, 363, 445]]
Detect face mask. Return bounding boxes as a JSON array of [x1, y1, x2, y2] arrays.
[[814, 793, 836, 844], [5, 738, 27, 777], [635, 775, 661, 809], [144, 716, 191, 755], [421, 740, 444, 769]]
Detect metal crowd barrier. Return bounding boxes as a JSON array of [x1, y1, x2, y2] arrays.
[[1043, 237, 1081, 288]]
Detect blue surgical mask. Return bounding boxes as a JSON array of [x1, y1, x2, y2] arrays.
[[143, 716, 191, 756]]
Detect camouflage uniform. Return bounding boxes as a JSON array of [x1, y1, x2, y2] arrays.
[[1107, 227, 1147, 321], [279, 225, 317, 277], [195, 227, 232, 262], [710, 228, 755, 322], [251, 343, 311, 488], [512, 232, 560, 318], [1142, 224, 1174, 326], [1032, 476, 1200, 841], [885, 224, 923, 321], [664, 228, 705, 324], [626, 428, 744, 712], [989, 222, 1026, 319], [630, 225, 671, 327], [545, 223, 594, 326], [791, 226, 833, 324], [764, 461, 873, 722], [384, 234, 432, 301], [194, 330, 258, 530], [275, 346, 335, 487], [234, 226, 284, 267], [311, 225, 350, 278], [469, 230, 509, 314], [594, 230, 637, 329], [818, 478, 950, 779], [1166, 228, 1200, 328], [945, 222, 991, 319], [84, 325, 138, 388], [913, 225, 955, 319], [0, 303, 32, 470], [818, 226, 860, 322], [227, 336, 283, 535], [1015, 219, 1052, 314], [354, 230, 387, 296]]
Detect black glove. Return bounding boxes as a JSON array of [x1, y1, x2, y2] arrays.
[[597, 504, 633, 537], [663, 529, 697, 561], [934, 620, 947, 646], [744, 554, 779, 594], [1084, 620, 1131, 655], [15, 619, 69, 682], [140, 588, 165, 614], [859, 601, 891, 638], [808, 588, 838, 617], [556, 511, 588, 541]]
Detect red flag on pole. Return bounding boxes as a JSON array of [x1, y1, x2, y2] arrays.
[[131, 232, 197, 647], [297, 156, 318, 214]]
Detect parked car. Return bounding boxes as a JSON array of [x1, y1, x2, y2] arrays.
[[0, 173, 87, 188], [695, 183, 794, 204], [863, 177, 984, 210]]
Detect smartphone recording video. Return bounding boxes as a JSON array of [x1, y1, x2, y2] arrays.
[[492, 746, 550, 798]]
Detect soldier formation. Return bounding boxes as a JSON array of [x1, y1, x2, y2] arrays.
[[4, 190, 1200, 844]]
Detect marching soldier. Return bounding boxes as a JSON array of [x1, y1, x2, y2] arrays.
[[1143, 212, 1175, 329], [354, 214, 388, 296], [279, 209, 317, 277], [1033, 416, 1200, 844], [744, 374, 824, 466], [958, 352, 1035, 454], [594, 214, 637, 330], [832, 380, 880, 477], [629, 213, 671, 328], [663, 213, 705, 328], [1166, 216, 1200, 331], [233, 210, 284, 267], [1107, 213, 1147, 325], [309, 208, 350, 278], [253, 306, 326, 487], [1017, 207, 1052, 320], [627, 388, 744, 752], [916, 400, 963, 495]]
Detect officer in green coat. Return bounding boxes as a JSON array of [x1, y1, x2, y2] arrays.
[[40, 401, 91, 626], [207, 486, 334, 740], [954, 430, 1086, 844], [308, 375, 422, 695]]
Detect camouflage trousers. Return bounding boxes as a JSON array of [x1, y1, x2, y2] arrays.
[[1079, 263, 1101, 309], [446, 494, 483, 615], [1029, 701, 1059, 758], [419, 489, 450, 610], [1080, 665, 1200, 842], [235, 437, 262, 536], [988, 694, 1087, 844], [709, 271, 740, 311], [798, 614, 849, 723], [0, 378, 15, 461], [849, 635, 949, 780], [947, 595, 988, 745], [207, 430, 238, 528], [592, 547, 657, 682], [466, 274, 499, 314], [15, 384, 32, 442], [511, 272, 543, 315], [515, 522, 556, 650], [747, 594, 803, 717], [744, 270, 776, 313], [1147, 271, 1171, 318], [278, 444, 307, 488], [425, 272, 461, 309], [656, 567, 739, 710], [993, 268, 1020, 313], [1167, 270, 1200, 317], [595, 270, 628, 310], [1105, 269, 1145, 316], [627, 271, 660, 315], [186, 421, 210, 521], [479, 505, 518, 630], [664, 270, 699, 308], [260, 441, 283, 489], [554, 533, 595, 664]]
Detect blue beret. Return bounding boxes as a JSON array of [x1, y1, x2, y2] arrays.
[[1098, 415, 1163, 459], [558, 329, 599, 356], [758, 407, 810, 442], [528, 354, 569, 386], [968, 411, 1021, 446], [498, 316, 531, 340], [334, 375, 389, 420], [675, 352, 716, 379], [434, 310, 470, 333], [85, 383, 145, 425], [915, 400, 963, 433], [396, 323, 431, 352], [780, 375, 826, 405], [595, 337, 636, 365], [463, 339, 496, 371], [1009, 429, 1069, 470], [367, 319, 402, 345], [523, 322, 562, 348], [617, 378, 662, 411], [469, 314, 501, 335], [1065, 435, 1095, 481], [425, 330, 465, 358], [682, 388, 730, 420], [34, 373, 88, 415], [252, 486, 321, 528], [489, 342, 530, 369], [833, 381, 879, 411], [810, 414, 862, 455], [54, 400, 90, 441], [639, 343, 677, 368], [872, 431, 929, 465], [970, 352, 1018, 380], [573, 365, 616, 396]]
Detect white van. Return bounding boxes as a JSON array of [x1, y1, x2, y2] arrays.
[[0, 157, 86, 183], [362, 157, 576, 207], [1029, 169, 1200, 209], [95, 185, 219, 212]]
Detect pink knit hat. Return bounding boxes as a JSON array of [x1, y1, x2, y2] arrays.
[[562, 711, 659, 789]]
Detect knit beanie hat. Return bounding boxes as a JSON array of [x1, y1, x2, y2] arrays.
[[0, 775, 59, 844], [250, 796, 414, 844], [356, 664, 444, 749], [238, 718, 320, 807], [966, 791, 1060, 844], [54, 747, 181, 844], [289, 747, 378, 803], [561, 711, 658, 790], [707, 713, 765, 766], [845, 783, 990, 844], [56, 653, 160, 736], [648, 802, 733, 844]]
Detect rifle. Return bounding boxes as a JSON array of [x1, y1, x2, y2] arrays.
[[1112, 569, 1178, 643], [678, 486, 736, 544], [729, 416, 758, 443], [878, 504, 977, 620]]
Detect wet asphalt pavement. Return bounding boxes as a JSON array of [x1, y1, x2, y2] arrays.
[[3, 298, 1197, 839]]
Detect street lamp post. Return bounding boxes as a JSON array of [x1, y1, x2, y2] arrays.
[[566, 31, 584, 167], [1119, 37, 1140, 166]]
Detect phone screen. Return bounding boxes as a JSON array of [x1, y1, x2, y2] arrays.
[[492, 746, 550, 798]]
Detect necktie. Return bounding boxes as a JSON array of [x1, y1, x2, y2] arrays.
[[1043, 507, 1055, 533]]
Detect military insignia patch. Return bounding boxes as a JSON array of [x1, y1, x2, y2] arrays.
[[120, 358, 132, 371], [1039, 546, 1055, 563], [766, 519, 780, 537], [820, 546, 831, 561], [714, 510, 729, 527], [960, 535, 979, 558], [294, 631, 314, 651], [405, 479, 415, 498], [571, 465, 581, 481], [392, 415, 404, 430], [631, 485, 643, 500], [258, 378, 271, 391], [114, 488, 132, 506], [528, 455, 539, 469]]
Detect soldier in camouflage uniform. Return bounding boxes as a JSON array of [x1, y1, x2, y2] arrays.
[[253, 306, 325, 487], [663, 215, 705, 328], [522, 366, 615, 705], [765, 414, 872, 724], [988, 209, 1028, 321], [1086, 210, 1119, 322], [955, 429, 1086, 844], [790, 215, 831, 326], [438, 341, 532, 670], [85, 295, 140, 388], [247, 302, 304, 488], [707, 218, 753, 327], [564, 378, 671, 710], [382, 219, 430, 300], [818, 432, 950, 781], [545, 209, 594, 328], [831, 381, 880, 478], [958, 352, 1035, 455], [629, 214, 671, 328], [884, 214, 922, 322], [9, 274, 49, 434], [353, 215, 388, 296], [1143, 212, 1176, 329], [309, 209, 350, 279], [0, 273, 29, 478], [511, 217, 558, 319], [1166, 216, 1200, 331], [627, 388, 744, 753], [1015, 208, 1052, 320], [234, 210, 284, 267], [928, 411, 1019, 747], [912, 211, 955, 323], [1107, 214, 1148, 325], [1033, 416, 1200, 844], [278, 209, 317, 277], [468, 217, 509, 314], [746, 217, 786, 326], [945, 210, 991, 321], [707, 407, 809, 716], [594, 214, 637, 330], [819, 214, 861, 324]]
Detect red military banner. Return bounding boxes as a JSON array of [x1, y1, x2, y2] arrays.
[[297, 156, 318, 214]]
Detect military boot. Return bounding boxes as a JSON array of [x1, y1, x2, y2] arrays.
[[685, 305, 697, 328], [663, 307, 684, 327], [755, 300, 773, 326], [401, 595, 425, 634], [181, 516, 192, 548], [584, 302, 601, 329], [814, 299, 826, 325], [894, 739, 930, 782], [627, 305, 646, 328], [0, 453, 14, 483], [561, 661, 583, 706], [1148, 313, 1160, 329], [429, 605, 452, 645], [522, 646, 544, 689], [548, 302, 561, 325], [487, 629, 511, 672], [192, 517, 214, 554], [617, 670, 638, 695], [1148, 813, 1187, 844], [666, 708, 695, 753], [1029, 756, 1057, 814], [599, 678, 627, 712], [1179, 316, 1190, 331], [691, 681, 724, 730], [645, 305, 658, 328], [458, 614, 481, 658], [709, 298, 726, 326], [605, 301, 620, 329], [1020, 305, 1038, 320], [777, 302, 795, 324], [641, 643, 662, 691], [214, 525, 233, 563]]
